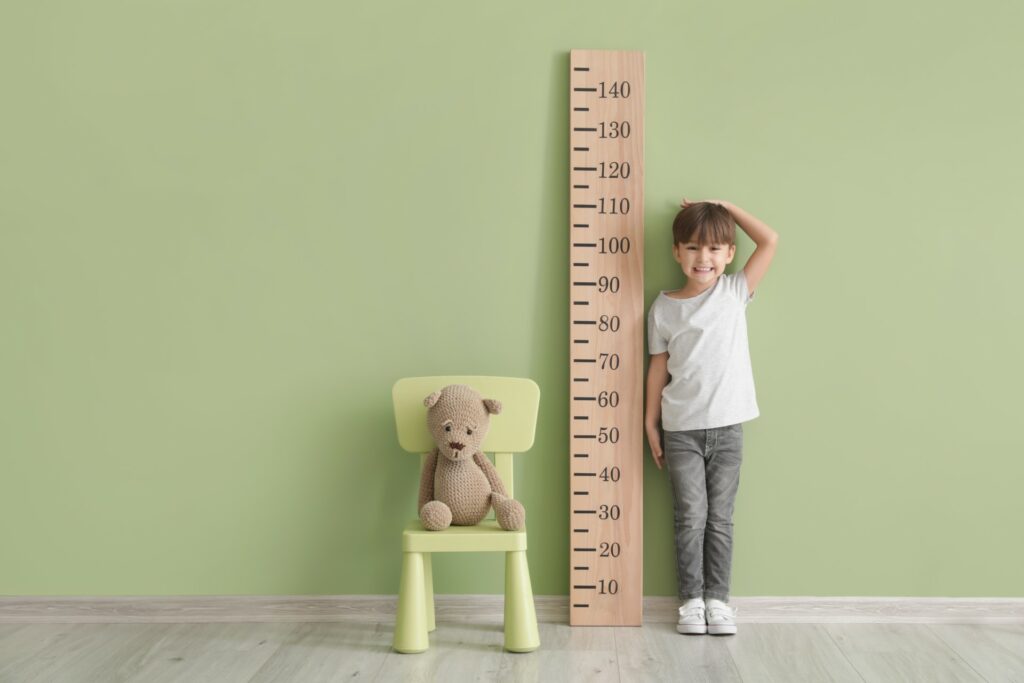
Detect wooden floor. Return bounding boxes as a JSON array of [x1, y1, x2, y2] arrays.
[[1, 619, 1023, 682]]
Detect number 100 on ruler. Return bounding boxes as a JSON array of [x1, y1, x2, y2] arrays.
[[569, 49, 644, 627]]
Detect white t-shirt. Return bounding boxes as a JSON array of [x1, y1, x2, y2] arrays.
[[647, 270, 760, 431]]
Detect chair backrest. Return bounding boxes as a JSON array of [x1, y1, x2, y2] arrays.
[[392, 376, 540, 502]]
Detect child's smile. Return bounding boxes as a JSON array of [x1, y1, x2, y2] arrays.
[[673, 242, 736, 284]]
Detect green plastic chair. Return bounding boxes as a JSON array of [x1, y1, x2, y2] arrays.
[[391, 375, 541, 654]]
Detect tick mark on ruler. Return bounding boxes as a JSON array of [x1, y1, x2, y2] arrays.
[[574, 509, 597, 514], [572, 301, 590, 305], [573, 166, 597, 172], [572, 281, 596, 286], [573, 340, 588, 345], [573, 378, 589, 383], [572, 262, 589, 267], [573, 223, 590, 228], [574, 146, 590, 151], [573, 491, 589, 495], [574, 87, 597, 92], [573, 603, 590, 608], [572, 204, 596, 209], [573, 416, 588, 420], [573, 319, 596, 325], [574, 566, 589, 570], [573, 529, 589, 533], [573, 453, 589, 458], [574, 396, 597, 401], [573, 127, 597, 132], [572, 242, 596, 247], [573, 184, 590, 189], [574, 472, 597, 477]]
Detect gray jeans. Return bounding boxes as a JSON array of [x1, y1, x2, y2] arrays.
[[663, 424, 744, 602]]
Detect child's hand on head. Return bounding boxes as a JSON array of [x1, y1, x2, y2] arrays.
[[681, 197, 729, 209]]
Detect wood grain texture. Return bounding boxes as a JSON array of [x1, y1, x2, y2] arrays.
[[3, 619, 1022, 682], [568, 48, 645, 628]]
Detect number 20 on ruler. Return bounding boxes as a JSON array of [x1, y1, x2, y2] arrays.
[[569, 49, 644, 627]]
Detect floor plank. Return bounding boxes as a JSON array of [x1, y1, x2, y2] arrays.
[[118, 622, 299, 683], [496, 622, 618, 682], [615, 622, 741, 682], [725, 624, 865, 682], [825, 624, 987, 682], [0, 623, 175, 682], [927, 624, 1024, 683], [247, 621, 391, 682]]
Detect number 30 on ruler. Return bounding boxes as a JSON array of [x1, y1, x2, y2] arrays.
[[568, 49, 644, 627]]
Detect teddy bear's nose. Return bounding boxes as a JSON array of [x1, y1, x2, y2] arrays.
[[449, 442, 465, 451]]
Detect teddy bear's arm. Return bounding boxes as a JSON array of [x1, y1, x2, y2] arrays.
[[472, 451, 509, 497], [418, 448, 439, 510]]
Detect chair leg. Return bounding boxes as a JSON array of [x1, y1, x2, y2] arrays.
[[423, 552, 435, 632], [504, 550, 540, 652], [393, 551, 429, 653]]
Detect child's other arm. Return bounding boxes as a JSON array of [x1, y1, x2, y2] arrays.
[[645, 352, 669, 469]]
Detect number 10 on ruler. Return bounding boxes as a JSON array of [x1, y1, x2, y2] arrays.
[[569, 49, 644, 627]]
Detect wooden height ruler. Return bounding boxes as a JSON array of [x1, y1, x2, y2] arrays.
[[568, 49, 644, 627]]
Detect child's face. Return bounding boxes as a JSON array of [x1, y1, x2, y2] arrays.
[[672, 241, 736, 282]]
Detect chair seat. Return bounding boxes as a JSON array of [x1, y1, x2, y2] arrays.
[[402, 519, 527, 553]]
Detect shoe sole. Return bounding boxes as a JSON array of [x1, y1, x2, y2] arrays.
[[676, 624, 707, 634], [708, 624, 737, 635]]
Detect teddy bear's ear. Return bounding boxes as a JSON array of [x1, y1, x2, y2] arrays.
[[483, 398, 502, 415], [424, 391, 442, 408]]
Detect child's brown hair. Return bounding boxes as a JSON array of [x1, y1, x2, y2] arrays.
[[672, 202, 736, 247]]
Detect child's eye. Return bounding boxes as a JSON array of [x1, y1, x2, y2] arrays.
[[467, 428, 473, 435]]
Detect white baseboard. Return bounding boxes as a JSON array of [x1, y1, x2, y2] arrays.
[[1, 595, 1022, 624]]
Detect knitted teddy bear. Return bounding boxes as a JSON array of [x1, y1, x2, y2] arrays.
[[418, 384, 526, 531]]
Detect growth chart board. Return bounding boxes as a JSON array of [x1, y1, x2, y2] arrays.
[[568, 48, 644, 627]]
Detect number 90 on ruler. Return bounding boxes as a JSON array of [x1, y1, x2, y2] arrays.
[[568, 49, 644, 627]]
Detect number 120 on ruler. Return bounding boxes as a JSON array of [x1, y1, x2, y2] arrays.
[[569, 49, 644, 627]]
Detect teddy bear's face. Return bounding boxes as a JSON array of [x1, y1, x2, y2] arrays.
[[424, 384, 502, 462]]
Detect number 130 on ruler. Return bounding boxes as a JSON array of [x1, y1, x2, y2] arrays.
[[568, 49, 644, 627]]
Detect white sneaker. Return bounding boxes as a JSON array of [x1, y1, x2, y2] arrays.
[[706, 598, 737, 635], [676, 597, 707, 634]]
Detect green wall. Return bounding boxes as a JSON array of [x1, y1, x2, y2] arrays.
[[2, 1, 1022, 598]]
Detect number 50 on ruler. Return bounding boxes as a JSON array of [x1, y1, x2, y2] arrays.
[[568, 49, 644, 627]]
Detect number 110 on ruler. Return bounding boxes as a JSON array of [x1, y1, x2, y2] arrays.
[[569, 49, 644, 627]]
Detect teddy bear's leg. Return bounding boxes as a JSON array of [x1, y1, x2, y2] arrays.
[[491, 492, 526, 531], [420, 501, 452, 531]]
